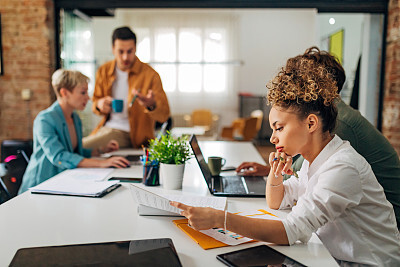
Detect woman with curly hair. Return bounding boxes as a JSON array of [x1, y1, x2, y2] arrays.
[[171, 50, 400, 265]]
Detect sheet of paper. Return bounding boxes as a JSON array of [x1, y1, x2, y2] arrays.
[[199, 228, 253, 246], [163, 194, 226, 211], [55, 168, 114, 182], [198, 209, 281, 245], [129, 185, 227, 215], [130, 185, 180, 214]]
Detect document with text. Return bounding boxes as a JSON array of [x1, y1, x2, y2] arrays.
[[129, 185, 227, 216]]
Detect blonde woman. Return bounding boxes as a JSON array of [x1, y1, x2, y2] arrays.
[[19, 69, 129, 193]]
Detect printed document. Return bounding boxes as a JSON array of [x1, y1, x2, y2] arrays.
[[130, 185, 227, 215]]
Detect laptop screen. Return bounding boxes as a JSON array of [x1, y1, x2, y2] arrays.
[[189, 135, 213, 186]]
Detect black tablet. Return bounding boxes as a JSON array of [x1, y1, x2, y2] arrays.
[[10, 238, 182, 267], [217, 244, 307, 267]]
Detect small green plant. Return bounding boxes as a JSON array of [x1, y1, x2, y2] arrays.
[[148, 132, 193, 165]]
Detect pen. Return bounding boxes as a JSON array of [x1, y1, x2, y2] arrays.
[[129, 94, 138, 108], [129, 89, 141, 108]]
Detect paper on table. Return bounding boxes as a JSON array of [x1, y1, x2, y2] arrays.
[[198, 209, 280, 246], [129, 185, 227, 215], [53, 168, 114, 182]]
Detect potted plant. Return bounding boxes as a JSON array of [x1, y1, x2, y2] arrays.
[[148, 132, 192, 189]]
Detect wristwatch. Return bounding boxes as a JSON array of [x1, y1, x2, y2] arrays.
[[147, 104, 156, 111]]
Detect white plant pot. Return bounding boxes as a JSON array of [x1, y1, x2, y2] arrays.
[[160, 163, 185, 190]]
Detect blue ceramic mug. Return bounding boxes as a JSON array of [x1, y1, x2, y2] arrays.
[[112, 99, 123, 113]]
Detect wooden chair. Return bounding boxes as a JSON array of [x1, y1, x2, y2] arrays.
[[184, 109, 219, 136], [221, 117, 258, 141], [250, 109, 264, 133]]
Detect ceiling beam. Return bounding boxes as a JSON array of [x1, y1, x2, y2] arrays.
[[55, 0, 388, 13]]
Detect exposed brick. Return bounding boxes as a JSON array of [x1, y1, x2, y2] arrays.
[[0, 0, 55, 151]]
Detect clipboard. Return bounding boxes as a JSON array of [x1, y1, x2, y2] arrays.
[[173, 219, 254, 250]]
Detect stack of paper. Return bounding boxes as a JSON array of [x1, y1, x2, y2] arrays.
[[30, 169, 119, 198], [129, 185, 227, 216]]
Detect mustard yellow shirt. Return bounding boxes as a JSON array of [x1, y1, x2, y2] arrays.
[[91, 58, 170, 148]]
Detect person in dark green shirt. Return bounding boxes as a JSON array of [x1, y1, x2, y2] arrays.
[[237, 47, 400, 229]]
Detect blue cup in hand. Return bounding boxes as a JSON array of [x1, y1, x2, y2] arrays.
[[112, 99, 123, 113]]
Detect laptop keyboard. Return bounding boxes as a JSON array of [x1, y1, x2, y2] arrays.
[[221, 176, 247, 194]]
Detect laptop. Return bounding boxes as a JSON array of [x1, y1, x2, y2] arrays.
[[189, 135, 266, 197]]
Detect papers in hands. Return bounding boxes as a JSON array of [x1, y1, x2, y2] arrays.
[[129, 185, 227, 215]]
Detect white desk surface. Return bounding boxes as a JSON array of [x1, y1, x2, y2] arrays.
[[171, 126, 207, 137], [0, 141, 338, 267]]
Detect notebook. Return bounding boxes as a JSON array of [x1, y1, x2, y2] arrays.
[[189, 135, 266, 197], [30, 177, 121, 198]]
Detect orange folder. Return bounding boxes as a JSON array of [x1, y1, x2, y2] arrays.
[[172, 219, 255, 250]]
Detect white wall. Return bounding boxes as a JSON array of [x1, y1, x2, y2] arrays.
[[91, 9, 317, 131], [237, 9, 317, 96], [317, 13, 364, 103]]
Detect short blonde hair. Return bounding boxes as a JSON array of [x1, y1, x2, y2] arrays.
[[51, 69, 89, 96]]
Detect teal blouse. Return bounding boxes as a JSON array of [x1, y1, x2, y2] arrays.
[[18, 102, 92, 194]]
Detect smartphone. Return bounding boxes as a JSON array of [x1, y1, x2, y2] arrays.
[[108, 177, 142, 183], [217, 245, 306, 267]]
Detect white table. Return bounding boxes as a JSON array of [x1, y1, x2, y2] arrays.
[[170, 126, 207, 137], [0, 141, 337, 266]]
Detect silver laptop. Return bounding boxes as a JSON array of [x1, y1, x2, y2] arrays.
[[189, 135, 266, 197]]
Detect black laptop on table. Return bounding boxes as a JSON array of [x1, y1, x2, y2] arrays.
[[189, 135, 266, 197]]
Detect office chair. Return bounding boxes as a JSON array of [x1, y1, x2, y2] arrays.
[[0, 150, 30, 198], [0, 173, 11, 204], [155, 117, 173, 139]]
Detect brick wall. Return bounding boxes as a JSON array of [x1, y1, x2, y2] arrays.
[[383, 0, 400, 155], [0, 0, 55, 145]]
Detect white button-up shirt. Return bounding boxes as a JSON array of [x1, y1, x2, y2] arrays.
[[280, 135, 400, 266]]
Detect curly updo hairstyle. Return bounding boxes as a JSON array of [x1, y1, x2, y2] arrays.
[[267, 48, 339, 134]]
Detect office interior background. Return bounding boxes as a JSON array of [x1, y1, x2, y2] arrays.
[[0, 0, 399, 155]]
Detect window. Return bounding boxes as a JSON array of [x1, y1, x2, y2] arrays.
[[135, 25, 230, 93]]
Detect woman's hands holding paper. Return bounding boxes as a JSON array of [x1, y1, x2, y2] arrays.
[[170, 201, 224, 231]]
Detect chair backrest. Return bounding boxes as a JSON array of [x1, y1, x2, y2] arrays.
[[242, 117, 259, 141], [191, 109, 213, 127], [156, 117, 173, 139], [0, 171, 11, 204], [250, 109, 264, 132], [1, 150, 29, 198]]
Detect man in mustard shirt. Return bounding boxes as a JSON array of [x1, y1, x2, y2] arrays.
[[83, 26, 170, 149]]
